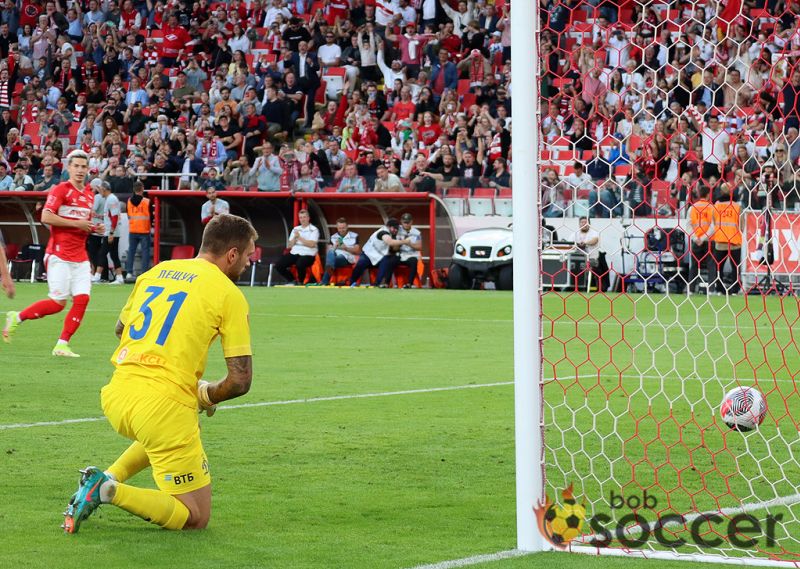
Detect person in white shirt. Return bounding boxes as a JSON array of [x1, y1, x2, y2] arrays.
[[321, 217, 361, 285], [348, 218, 410, 287], [200, 188, 230, 224], [606, 28, 630, 69], [686, 105, 730, 180], [396, 0, 416, 25], [373, 164, 403, 192], [572, 216, 606, 291], [441, 0, 475, 37], [317, 32, 342, 67], [264, 0, 292, 27], [572, 216, 600, 264], [375, 0, 401, 27], [276, 209, 320, 284], [394, 213, 423, 288], [563, 162, 593, 194], [92, 181, 126, 285]]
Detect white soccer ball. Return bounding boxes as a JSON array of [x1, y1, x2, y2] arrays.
[[720, 386, 767, 432]]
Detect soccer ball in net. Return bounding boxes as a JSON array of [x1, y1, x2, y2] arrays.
[[720, 387, 767, 432], [543, 497, 586, 546]]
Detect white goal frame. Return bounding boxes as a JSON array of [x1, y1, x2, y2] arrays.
[[512, 4, 800, 567]]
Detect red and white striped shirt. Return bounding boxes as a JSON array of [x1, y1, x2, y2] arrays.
[[43, 181, 94, 262]]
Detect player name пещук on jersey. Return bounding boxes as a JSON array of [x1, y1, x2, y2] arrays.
[[157, 270, 199, 283]]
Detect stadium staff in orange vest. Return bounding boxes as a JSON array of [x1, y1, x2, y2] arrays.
[[710, 183, 743, 295], [687, 184, 716, 293], [126, 181, 151, 281]]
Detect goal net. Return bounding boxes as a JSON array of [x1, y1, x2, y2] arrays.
[[535, 0, 800, 565]]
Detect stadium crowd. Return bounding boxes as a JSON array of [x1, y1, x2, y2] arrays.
[[540, 0, 800, 219], [0, 0, 513, 196]]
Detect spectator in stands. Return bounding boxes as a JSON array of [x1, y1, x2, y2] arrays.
[[201, 187, 230, 225], [483, 157, 510, 191], [686, 106, 730, 181], [253, 142, 283, 191], [623, 163, 652, 217], [408, 154, 436, 193], [224, 157, 258, 189], [196, 126, 227, 170], [782, 68, 800, 131], [348, 218, 409, 288], [542, 168, 566, 218], [395, 212, 422, 288], [291, 162, 319, 193], [0, 163, 12, 190], [290, 40, 319, 129], [337, 162, 366, 192], [589, 179, 623, 219], [321, 217, 360, 286], [276, 208, 319, 285], [199, 166, 226, 192], [564, 161, 593, 194], [374, 163, 402, 192], [215, 114, 243, 163], [33, 163, 58, 191], [453, 147, 480, 188], [430, 49, 457, 102], [11, 162, 33, 191]]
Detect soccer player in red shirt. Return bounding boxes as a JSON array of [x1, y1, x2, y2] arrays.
[[3, 150, 101, 357], [0, 230, 15, 299]]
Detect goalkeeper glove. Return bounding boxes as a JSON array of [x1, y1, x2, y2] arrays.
[[197, 380, 217, 417]]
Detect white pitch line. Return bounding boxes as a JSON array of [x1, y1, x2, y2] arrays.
[[405, 549, 531, 569], [87, 309, 514, 324], [0, 381, 514, 431], [87, 309, 796, 330], [3, 373, 799, 431]]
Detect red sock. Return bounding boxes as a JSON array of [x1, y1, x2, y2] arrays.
[[59, 294, 90, 342], [19, 299, 65, 321]]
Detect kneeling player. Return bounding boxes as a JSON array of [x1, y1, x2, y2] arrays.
[[62, 214, 257, 533]]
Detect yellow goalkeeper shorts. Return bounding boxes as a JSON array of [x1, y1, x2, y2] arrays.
[[101, 375, 211, 495]]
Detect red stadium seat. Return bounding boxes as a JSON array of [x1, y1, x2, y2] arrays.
[[170, 245, 196, 260], [445, 187, 471, 199]]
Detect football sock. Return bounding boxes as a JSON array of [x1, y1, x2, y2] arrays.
[[19, 299, 64, 321], [106, 442, 150, 483], [59, 294, 89, 342], [111, 484, 190, 530]]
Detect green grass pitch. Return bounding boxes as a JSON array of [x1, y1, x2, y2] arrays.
[[1, 284, 794, 568]]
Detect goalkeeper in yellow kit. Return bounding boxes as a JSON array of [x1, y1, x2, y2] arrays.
[[62, 214, 257, 533]]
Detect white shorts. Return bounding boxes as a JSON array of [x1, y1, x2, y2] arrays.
[[46, 255, 92, 301]]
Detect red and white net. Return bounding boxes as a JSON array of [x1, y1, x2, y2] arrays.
[[538, 0, 800, 563]]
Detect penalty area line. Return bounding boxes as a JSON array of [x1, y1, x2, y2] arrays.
[[0, 381, 514, 431]]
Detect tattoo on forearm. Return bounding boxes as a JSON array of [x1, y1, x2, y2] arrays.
[[209, 356, 253, 403]]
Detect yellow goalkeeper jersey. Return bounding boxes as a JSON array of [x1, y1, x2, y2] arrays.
[[111, 258, 252, 407]]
